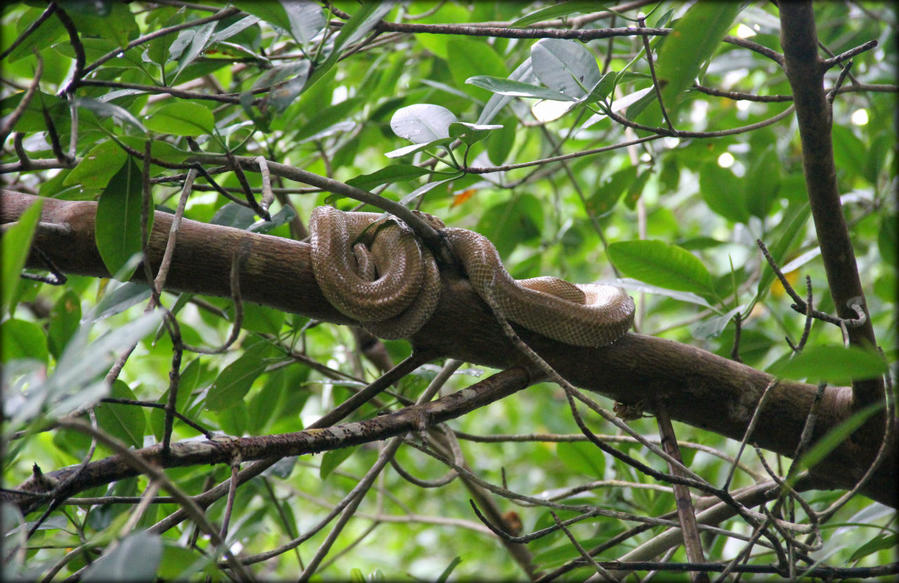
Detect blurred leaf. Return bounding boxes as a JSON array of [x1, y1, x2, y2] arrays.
[[320, 446, 356, 480], [347, 165, 433, 190], [48, 291, 82, 359], [768, 345, 888, 384], [849, 533, 897, 562], [745, 147, 781, 218], [791, 400, 883, 479], [95, 380, 145, 448], [510, 1, 600, 27], [205, 340, 275, 411], [83, 531, 162, 582], [1, 198, 42, 315], [700, 163, 748, 223], [1, 319, 48, 364], [75, 97, 146, 133], [476, 194, 543, 257], [557, 441, 605, 478]]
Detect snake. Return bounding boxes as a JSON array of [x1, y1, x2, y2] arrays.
[[309, 206, 635, 347]]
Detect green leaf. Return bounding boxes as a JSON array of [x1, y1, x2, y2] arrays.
[[436, 556, 463, 583], [347, 165, 433, 190], [304, 1, 396, 92], [768, 345, 888, 384], [510, 1, 600, 27], [320, 446, 356, 480], [446, 38, 507, 99], [744, 147, 781, 218], [75, 97, 146, 133], [753, 202, 809, 308], [82, 531, 162, 582], [609, 240, 717, 298], [849, 533, 897, 562], [530, 38, 600, 99], [640, 2, 743, 123], [486, 116, 516, 165], [48, 291, 82, 359], [1, 198, 42, 315], [700, 162, 749, 223], [145, 102, 215, 136], [64, 140, 127, 190], [205, 341, 275, 411], [390, 104, 457, 144], [95, 380, 146, 448], [557, 441, 605, 478], [791, 400, 883, 478], [448, 122, 503, 146], [1, 319, 48, 364], [476, 194, 543, 258], [95, 157, 148, 280], [117, 136, 191, 165], [293, 97, 363, 143], [284, 1, 326, 45], [878, 214, 897, 266], [587, 166, 637, 216], [465, 75, 574, 101]]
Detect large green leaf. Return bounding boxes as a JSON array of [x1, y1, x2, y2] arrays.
[[145, 102, 215, 136], [446, 38, 507, 100], [390, 104, 457, 144], [95, 157, 148, 280], [609, 240, 717, 299], [638, 2, 743, 124], [530, 38, 600, 99]]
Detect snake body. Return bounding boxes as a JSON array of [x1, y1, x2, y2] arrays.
[[310, 206, 634, 346]]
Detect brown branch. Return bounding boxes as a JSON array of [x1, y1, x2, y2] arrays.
[[8, 365, 531, 514], [1, 191, 896, 507], [778, 2, 883, 411]]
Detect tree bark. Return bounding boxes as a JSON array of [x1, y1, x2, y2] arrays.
[[2, 191, 895, 506]]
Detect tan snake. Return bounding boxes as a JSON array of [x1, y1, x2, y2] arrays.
[[310, 206, 634, 347]]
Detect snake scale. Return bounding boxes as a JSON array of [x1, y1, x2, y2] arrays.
[[310, 206, 635, 347]]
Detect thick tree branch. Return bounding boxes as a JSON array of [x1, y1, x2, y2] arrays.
[[1, 192, 895, 506], [779, 2, 882, 410]]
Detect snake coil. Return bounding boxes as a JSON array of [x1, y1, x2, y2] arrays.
[[310, 206, 634, 346]]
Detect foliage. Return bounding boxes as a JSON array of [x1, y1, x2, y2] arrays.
[[1, 1, 896, 581]]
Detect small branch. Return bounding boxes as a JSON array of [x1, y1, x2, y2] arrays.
[[822, 39, 877, 70], [639, 17, 676, 134], [0, 52, 42, 144], [654, 400, 708, 582]]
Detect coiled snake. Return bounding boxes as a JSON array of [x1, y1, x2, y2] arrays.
[[310, 206, 634, 347]]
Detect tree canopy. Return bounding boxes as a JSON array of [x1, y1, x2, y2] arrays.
[[1, 1, 896, 581]]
